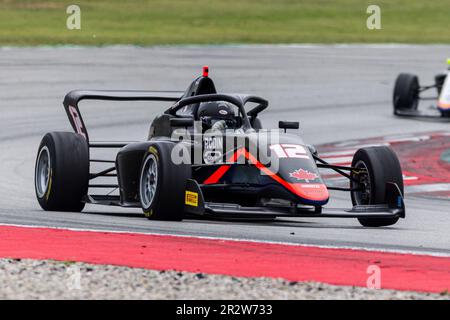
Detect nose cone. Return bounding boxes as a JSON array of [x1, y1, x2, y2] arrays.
[[289, 183, 330, 205]]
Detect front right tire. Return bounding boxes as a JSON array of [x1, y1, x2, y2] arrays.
[[350, 146, 404, 227]]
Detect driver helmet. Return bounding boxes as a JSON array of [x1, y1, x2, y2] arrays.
[[197, 101, 236, 131]]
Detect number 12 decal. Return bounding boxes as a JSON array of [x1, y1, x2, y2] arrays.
[[269, 144, 309, 159]]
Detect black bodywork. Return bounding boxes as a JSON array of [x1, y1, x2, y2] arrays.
[[63, 72, 405, 220]]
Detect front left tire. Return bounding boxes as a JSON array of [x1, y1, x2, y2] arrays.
[[139, 142, 191, 221]]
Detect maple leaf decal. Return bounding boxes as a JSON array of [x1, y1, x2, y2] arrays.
[[289, 169, 318, 182]]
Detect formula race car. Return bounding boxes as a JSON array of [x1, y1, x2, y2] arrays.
[[393, 58, 450, 119], [35, 67, 405, 227]]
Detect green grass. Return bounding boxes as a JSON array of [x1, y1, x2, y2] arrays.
[[0, 0, 449, 45]]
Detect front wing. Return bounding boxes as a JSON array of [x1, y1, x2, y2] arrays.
[[185, 180, 405, 220], [395, 107, 450, 121]]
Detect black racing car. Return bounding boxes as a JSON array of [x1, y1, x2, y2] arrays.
[[393, 58, 450, 119], [35, 67, 405, 227]]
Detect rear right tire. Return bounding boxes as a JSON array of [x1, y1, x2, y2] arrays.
[[35, 132, 89, 212], [393, 73, 419, 114]]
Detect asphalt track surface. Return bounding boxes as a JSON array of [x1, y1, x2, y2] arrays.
[[0, 45, 449, 256]]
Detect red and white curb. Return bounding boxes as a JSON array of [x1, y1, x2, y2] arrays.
[[318, 131, 450, 199], [0, 224, 449, 293]]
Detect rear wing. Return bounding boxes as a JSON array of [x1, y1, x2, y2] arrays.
[[63, 90, 182, 142]]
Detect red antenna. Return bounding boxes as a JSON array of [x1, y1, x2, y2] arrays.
[[202, 65, 209, 77]]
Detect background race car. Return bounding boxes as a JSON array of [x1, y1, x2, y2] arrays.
[[393, 58, 450, 119]]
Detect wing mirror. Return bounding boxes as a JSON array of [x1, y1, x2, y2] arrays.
[[279, 121, 299, 132]]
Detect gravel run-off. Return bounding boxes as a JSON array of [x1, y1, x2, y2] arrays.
[[0, 259, 447, 300]]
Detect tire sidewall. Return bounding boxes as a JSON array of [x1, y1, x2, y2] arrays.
[[35, 134, 56, 207], [140, 145, 163, 217]]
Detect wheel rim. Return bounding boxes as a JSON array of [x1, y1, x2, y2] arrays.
[[35, 146, 51, 198], [352, 160, 371, 205], [140, 154, 158, 208]]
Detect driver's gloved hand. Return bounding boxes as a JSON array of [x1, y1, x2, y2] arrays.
[[307, 144, 318, 156], [211, 120, 227, 132]]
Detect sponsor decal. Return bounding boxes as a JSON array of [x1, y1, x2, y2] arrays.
[[203, 150, 223, 164], [185, 191, 198, 207], [204, 136, 223, 150], [144, 209, 153, 218], [289, 169, 318, 182], [299, 183, 321, 188], [148, 146, 158, 156], [45, 169, 53, 201], [203, 136, 223, 164]]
